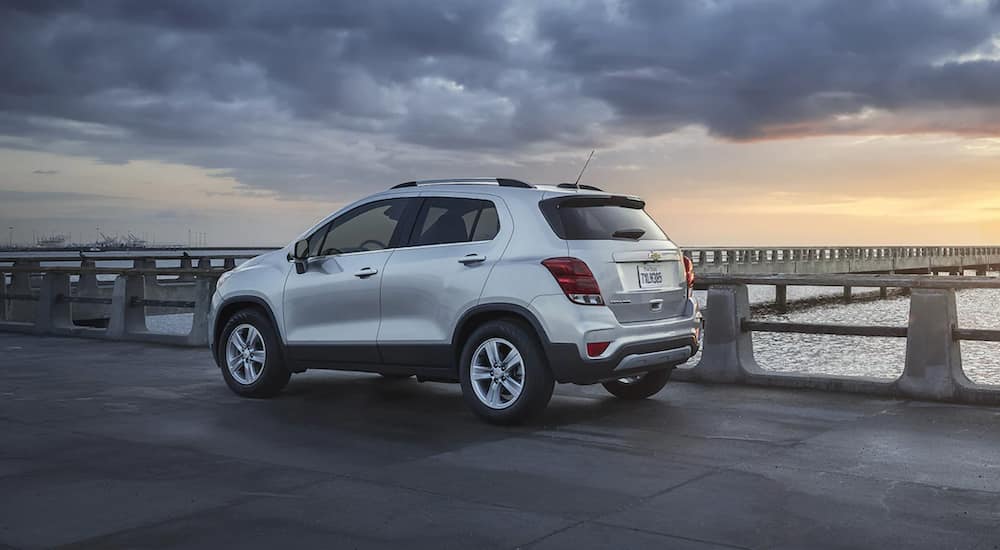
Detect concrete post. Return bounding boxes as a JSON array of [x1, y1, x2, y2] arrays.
[[879, 287, 888, 299], [34, 273, 71, 335], [9, 259, 38, 322], [135, 258, 157, 296], [843, 286, 852, 303], [896, 289, 969, 401], [179, 255, 195, 282], [185, 276, 217, 346], [74, 260, 103, 322], [223, 258, 236, 270], [775, 284, 787, 312], [107, 274, 147, 338], [0, 270, 6, 321], [691, 284, 758, 383], [194, 257, 211, 277]]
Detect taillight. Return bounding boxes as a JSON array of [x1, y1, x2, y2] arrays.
[[542, 257, 604, 305], [682, 255, 695, 292]]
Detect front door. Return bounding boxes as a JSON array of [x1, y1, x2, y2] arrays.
[[283, 198, 417, 365]]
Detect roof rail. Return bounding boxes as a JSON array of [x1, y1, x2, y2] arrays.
[[391, 178, 534, 190], [557, 183, 604, 192]]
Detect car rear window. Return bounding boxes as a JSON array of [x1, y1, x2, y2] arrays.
[[540, 196, 668, 241]]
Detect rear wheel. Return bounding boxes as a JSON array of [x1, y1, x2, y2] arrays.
[[218, 309, 291, 398], [459, 320, 554, 425], [602, 368, 671, 400]]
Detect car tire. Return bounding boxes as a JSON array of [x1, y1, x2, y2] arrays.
[[218, 308, 291, 398], [602, 368, 672, 400], [459, 319, 554, 425]]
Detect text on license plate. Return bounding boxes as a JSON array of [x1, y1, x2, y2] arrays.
[[637, 264, 664, 288]]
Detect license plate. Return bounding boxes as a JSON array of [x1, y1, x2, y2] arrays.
[[637, 264, 664, 288]]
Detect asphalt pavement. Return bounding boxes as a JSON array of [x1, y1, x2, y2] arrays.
[[1, 333, 997, 549]]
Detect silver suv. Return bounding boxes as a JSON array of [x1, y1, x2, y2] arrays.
[[209, 178, 701, 424]]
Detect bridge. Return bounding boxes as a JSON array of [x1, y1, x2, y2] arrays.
[[1, 249, 999, 547], [686, 245, 1000, 275]]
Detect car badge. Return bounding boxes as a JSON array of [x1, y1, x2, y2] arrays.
[[649, 251, 661, 261]]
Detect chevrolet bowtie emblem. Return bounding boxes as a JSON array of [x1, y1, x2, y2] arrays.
[[649, 251, 661, 261]]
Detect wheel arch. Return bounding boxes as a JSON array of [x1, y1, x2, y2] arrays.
[[451, 303, 552, 364], [213, 296, 285, 367]]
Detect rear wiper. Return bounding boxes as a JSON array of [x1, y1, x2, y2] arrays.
[[612, 228, 645, 240]]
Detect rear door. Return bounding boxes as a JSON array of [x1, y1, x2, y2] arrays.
[[540, 195, 687, 323], [378, 193, 512, 366]]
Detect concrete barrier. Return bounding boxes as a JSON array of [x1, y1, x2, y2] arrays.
[[676, 281, 1000, 405], [3, 270, 217, 347]]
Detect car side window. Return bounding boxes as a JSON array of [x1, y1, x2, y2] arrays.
[[305, 221, 332, 257], [411, 198, 499, 246], [312, 199, 410, 256]]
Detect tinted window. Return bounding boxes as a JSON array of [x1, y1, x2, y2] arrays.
[[306, 221, 331, 257], [412, 198, 499, 246], [544, 199, 668, 241], [315, 199, 409, 255]]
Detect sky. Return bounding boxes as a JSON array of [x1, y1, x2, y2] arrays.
[[2, 0, 1000, 247]]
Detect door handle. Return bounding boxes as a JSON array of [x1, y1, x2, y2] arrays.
[[458, 254, 487, 265], [354, 267, 378, 278]]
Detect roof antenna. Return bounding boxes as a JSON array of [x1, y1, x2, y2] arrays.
[[573, 150, 595, 191]]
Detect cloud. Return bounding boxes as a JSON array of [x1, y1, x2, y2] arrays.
[[0, 0, 998, 198], [32, 169, 59, 175], [0, 189, 121, 201]]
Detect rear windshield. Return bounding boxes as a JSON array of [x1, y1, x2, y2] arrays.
[[540, 197, 669, 241]]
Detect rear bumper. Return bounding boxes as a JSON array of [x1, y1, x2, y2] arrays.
[[531, 294, 702, 385], [545, 335, 699, 384]]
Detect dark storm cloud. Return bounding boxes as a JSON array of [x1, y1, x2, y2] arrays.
[[537, 0, 1000, 139], [1, 0, 999, 194]]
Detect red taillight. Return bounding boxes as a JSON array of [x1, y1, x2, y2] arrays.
[[682, 255, 695, 289], [586, 341, 611, 357], [542, 257, 604, 305]]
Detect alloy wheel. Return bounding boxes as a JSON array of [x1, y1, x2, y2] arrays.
[[470, 337, 525, 409], [226, 323, 266, 385]]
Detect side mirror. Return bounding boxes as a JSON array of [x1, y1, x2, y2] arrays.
[[291, 239, 309, 274]]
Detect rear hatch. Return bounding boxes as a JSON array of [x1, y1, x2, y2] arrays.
[[540, 194, 687, 323]]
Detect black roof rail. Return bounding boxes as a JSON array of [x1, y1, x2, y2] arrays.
[[390, 178, 534, 190], [495, 178, 533, 188], [557, 183, 604, 191]]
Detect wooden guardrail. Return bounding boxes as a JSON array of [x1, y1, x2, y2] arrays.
[[676, 273, 1000, 405]]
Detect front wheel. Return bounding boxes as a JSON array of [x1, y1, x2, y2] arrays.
[[459, 320, 554, 425], [602, 368, 672, 400], [218, 309, 291, 398]]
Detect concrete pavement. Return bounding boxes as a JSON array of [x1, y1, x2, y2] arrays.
[[0, 333, 998, 549]]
